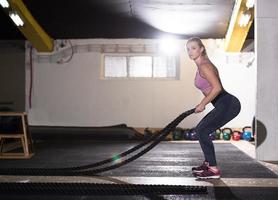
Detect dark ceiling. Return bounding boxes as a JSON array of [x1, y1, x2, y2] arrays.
[[0, 0, 254, 40]]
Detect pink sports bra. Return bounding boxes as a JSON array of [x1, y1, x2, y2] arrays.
[[194, 70, 212, 93]]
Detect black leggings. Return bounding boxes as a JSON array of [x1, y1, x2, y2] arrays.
[[195, 91, 241, 166]]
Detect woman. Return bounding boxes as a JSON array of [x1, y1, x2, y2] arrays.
[[186, 37, 241, 179]]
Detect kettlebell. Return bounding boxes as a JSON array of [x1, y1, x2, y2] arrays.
[[183, 129, 191, 140], [232, 130, 241, 141], [215, 128, 222, 140], [242, 126, 252, 141], [172, 127, 184, 140], [209, 132, 216, 140], [222, 127, 232, 141]]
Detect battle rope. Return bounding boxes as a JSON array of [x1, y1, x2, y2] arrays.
[[0, 182, 207, 195], [0, 108, 195, 176]]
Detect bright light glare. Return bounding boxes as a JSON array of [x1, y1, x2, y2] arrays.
[[9, 12, 24, 27], [246, 0, 255, 9], [159, 37, 179, 55], [150, 12, 199, 34], [238, 11, 251, 27], [112, 154, 122, 164], [0, 0, 9, 8]]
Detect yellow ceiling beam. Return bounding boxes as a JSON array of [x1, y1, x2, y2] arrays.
[[224, 0, 254, 52], [9, 0, 53, 52]]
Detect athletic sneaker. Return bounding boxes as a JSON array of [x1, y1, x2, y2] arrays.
[[195, 167, 221, 179], [192, 161, 209, 173]]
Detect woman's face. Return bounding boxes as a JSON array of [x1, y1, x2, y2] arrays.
[[186, 41, 204, 60]]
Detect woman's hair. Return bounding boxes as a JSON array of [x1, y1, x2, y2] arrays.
[[186, 37, 207, 56]]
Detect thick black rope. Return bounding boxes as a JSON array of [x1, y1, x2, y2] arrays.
[[0, 182, 207, 195], [0, 108, 195, 176], [78, 108, 195, 175], [56, 124, 164, 171]]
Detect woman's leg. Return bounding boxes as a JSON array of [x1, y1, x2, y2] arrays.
[[195, 95, 241, 166], [195, 108, 221, 166]]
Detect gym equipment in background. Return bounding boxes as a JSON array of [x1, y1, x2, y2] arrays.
[[232, 130, 242, 141], [183, 129, 192, 140], [242, 126, 252, 141], [0, 111, 34, 159], [215, 128, 222, 140], [0, 107, 21, 133], [209, 131, 216, 140], [172, 127, 184, 140], [222, 128, 232, 140], [183, 128, 198, 140]]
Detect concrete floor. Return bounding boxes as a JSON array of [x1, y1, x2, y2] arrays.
[[0, 140, 278, 199], [231, 140, 278, 176]]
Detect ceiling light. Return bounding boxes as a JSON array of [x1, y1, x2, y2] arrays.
[[246, 0, 255, 9], [9, 11, 24, 27], [0, 0, 9, 8], [238, 10, 251, 27], [159, 36, 179, 55]]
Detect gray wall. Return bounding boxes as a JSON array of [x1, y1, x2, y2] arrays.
[[0, 40, 25, 111], [256, 0, 278, 161]]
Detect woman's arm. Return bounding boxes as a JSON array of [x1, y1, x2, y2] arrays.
[[195, 63, 223, 113]]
